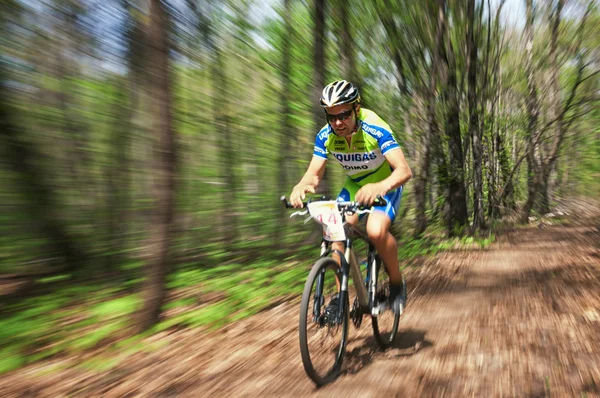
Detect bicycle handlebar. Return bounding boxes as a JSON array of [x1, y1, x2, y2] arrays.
[[280, 196, 305, 209], [280, 195, 387, 210]]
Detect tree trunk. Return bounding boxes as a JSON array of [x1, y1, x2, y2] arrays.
[[414, 0, 445, 237], [433, 131, 449, 224], [0, 15, 83, 275], [137, 0, 176, 332], [377, 0, 407, 95], [441, 18, 468, 236], [487, 134, 498, 219], [496, 82, 515, 211], [498, 129, 515, 210], [213, 46, 238, 245], [337, 0, 359, 87], [467, 0, 485, 232], [106, 86, 130, 273], [312, 0, 329, 196], [535, 0, 591, 215], [107, 4, 142, 268], [537, 167, 552, 214], [523, 0, 540, 221], [276, 0, 294, 244], [1, 85, 83, 276], [56, 6, 90, 198], [534, 0, 563, 215]]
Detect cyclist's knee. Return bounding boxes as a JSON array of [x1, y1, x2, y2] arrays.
[[366, 213, 391, 243], [367, 223, 387, 242]]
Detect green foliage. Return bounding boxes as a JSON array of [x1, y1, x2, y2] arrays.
[[157, 259, 308, 332], [37, 274, 70, 284], [91, 296, 140, 320], [70, 321, 124, 352], [0, 287, 139, 374], [0, 349, 26, 374], [398, 233, 496, 265]]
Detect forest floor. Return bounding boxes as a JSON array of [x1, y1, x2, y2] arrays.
[[1, 201, 600, 397]]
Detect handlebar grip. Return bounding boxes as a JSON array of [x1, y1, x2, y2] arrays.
[[373, 195, 388, 207], [280, 196, 305, 209], [358, 195, 388, 209]]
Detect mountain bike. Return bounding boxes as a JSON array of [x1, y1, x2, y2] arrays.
[[281, 196, 403, 386]]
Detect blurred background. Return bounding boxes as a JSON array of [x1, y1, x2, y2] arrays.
[[0, 0, 599, 377]]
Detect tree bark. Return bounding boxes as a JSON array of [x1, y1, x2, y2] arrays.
[[467, 0, 485, 232], [498, 126, 515, 210], [337, 0, 359, 87], [137, 0, 176, 332], [106, 85, 131, 273], [213, 46, 238, 245], [523, 0, 541, 222], [276, 0, 294, 243], [536, 0, 563, 215], [1, 84, 83, 276], [0, 10, 83, 275], [414, 0, 445, 237], [441, 15, 468, 236], [486, 2, 506, 219], [312, 0, 329, 196], [56, 4, 90, 198], [377, 0, 407, 95]]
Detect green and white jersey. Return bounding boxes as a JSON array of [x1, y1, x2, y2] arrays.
[[313, 108, 400, 186]]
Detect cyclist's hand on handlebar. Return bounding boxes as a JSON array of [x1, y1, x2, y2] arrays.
[[290, 184, 315, 208], [356, 182, 388, 206]]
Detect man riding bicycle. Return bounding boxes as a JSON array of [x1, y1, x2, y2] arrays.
[[290, 80, 412, 314]]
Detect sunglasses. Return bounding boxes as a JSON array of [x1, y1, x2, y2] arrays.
[[325, 109, 353, 123]]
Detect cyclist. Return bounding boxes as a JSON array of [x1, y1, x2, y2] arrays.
[[290, 79, 412, 314]]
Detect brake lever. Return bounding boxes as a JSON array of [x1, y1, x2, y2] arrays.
[[289, 210, 308, 218]]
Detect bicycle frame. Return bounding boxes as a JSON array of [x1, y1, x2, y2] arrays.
[[317, 224, 381, 322]]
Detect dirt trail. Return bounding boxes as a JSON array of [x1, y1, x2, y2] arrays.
[[1, 222, 600, 397]]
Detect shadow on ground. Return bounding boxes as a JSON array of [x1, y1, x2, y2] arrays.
[[342, 328, 433, 377]]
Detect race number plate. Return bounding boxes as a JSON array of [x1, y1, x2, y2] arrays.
[[307, 201, 346, 242]]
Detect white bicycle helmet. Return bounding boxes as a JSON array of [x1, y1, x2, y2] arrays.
[[320, 80, 360, 107]]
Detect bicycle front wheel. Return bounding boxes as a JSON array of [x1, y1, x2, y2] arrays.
[[299, 257, 349, 386], [371, 259, 400, 349]]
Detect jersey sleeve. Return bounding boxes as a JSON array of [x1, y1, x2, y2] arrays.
[[378, 128, 400, 155], [313, 127, 330, 159], [361, 120, 400, 155]]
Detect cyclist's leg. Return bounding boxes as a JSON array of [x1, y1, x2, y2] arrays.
[[365, 187, 404, 286]]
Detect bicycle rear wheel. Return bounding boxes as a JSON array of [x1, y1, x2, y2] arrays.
[[299, 257, 349, 386], [371, 258, 400, 349]]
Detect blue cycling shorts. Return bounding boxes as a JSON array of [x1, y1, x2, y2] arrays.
[[336, 178, 403, 223]]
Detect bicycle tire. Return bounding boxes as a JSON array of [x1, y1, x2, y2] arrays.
[[371, 258, 400, 349], [299, 257, 349, 386]]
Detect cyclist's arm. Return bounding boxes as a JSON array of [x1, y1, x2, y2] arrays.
[[290, 156, 327, 206], [379, 148, 412, 192], [300, 156, 327, 187]]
